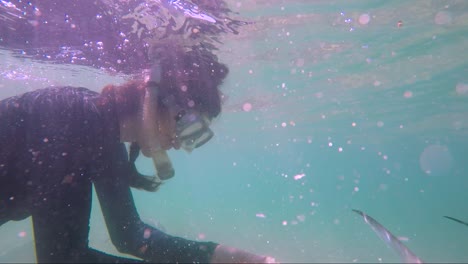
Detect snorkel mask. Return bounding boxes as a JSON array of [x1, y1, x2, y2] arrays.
[[162, 95, 214, 153]]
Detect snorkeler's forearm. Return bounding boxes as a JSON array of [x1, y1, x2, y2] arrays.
[[95, 177, 218, 262], [138, 228, 219, 263], [82, 248, 144, 263], [94, 143, 218, 262]]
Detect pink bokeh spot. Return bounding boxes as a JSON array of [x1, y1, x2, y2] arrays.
[[256, 213, 266, 218], [294, 173, 305, 180], [242, 102, 252, 112]]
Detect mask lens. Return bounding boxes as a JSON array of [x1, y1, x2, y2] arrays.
[[180, 129, 214, 151], [179, 121, 203, 138], [194, 129, 214, 148], [176, 111, 213, 152]]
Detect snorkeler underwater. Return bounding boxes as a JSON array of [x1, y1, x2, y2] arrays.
[[1, 0, 468, 263], [0, 0, 275, 263]]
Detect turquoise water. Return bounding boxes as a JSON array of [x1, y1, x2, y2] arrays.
[[1, 0, 468, 263]]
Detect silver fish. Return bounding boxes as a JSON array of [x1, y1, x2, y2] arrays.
[[353, 209, 424, 264]]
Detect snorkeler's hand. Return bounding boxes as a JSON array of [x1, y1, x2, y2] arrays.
[[210, 244, 277, 263], [128, 142, 162, 192], [129, 173, 162, 192]]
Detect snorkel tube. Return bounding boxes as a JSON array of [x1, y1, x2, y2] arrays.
[[141, 84, 175, 180], [138, 57, 175, 181]]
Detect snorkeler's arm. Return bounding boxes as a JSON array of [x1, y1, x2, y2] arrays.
[[30, 184, 144, 263], [94, 143, 218, 263], [30, 176, 90, 263], [27, 146, 143, 263]]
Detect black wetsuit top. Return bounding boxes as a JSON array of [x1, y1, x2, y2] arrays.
[[0, 87, 217, 263]]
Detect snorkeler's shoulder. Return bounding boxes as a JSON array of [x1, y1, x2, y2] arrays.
[[10, 86, 100, 116]]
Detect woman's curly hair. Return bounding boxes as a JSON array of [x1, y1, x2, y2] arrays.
[[151, 40, 229, 119]]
